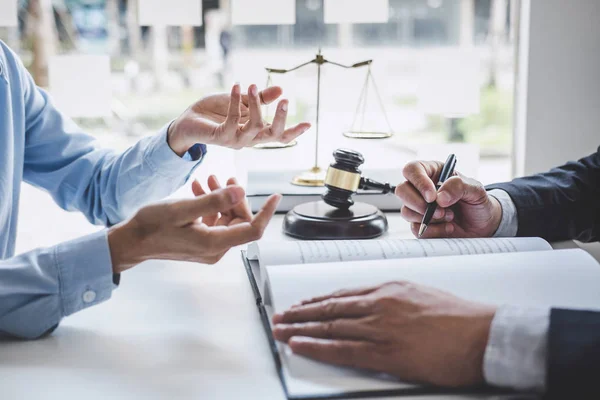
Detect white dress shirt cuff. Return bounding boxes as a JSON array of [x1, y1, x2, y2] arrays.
[[483, 304, 550, 392], [488, 189, 518, 237]]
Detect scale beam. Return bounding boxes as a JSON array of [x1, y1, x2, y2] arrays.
[[258, 50, 394, 187]]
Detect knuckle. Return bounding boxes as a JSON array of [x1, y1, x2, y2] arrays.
[[251, 228, 264, 241], [402, 162, 420, 178], [322, 300, 337, 319], [445, 177, 464, 192], [357, 298, 373, 312], [394, 182, 407, 197], [389, 280, 411, 290], [323, 321, 335, 339]]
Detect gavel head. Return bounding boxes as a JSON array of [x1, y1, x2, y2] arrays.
[[322, 149, 365, 209]]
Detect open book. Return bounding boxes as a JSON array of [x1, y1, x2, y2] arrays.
[[242, 237, 600, 399]]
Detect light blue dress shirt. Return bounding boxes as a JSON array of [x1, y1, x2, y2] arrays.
[[0, 41, 204, 339]]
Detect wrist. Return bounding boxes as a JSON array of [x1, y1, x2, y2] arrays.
[[486, 195, 503, 237], [167, 120, 191, 157], [466, 305, 497, 385], [107, 220, 146, 274]]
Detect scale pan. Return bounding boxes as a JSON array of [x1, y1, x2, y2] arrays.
[[343, 131, 393, 139], [253, 140, 298, 149]]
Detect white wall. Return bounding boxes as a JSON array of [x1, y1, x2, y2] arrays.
[[514, 0, 600, 176]]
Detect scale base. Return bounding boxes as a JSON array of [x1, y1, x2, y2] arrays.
[[283, 201, 388, 240], [291, 167, 326, 187]]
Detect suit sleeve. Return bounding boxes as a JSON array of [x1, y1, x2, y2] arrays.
[[487, 147, 600, 242], [544, 308, 600, 399]]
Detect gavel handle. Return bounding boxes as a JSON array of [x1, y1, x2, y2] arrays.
[[359, 177, 396, 194]]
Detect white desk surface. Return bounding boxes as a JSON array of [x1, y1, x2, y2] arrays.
[[2, 213, 596, 400]]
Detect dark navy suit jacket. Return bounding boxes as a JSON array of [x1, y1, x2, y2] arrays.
[[488, 147, 600, 398]]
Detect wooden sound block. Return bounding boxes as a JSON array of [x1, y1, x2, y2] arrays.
[[283, 201, 388, 240]]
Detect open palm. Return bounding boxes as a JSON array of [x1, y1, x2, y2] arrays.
[[169, 84, 311, 152]]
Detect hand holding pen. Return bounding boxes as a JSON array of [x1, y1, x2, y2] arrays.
[[419, 154, 457, 237], [395, 156, 504, 239]]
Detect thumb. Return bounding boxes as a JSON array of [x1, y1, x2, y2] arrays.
[[172, 186, 245, 225]]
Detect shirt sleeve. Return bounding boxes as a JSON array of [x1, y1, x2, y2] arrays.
[[18, 57, 205, 226], [487, 189, 519, 237], [483, 305, 550, 392], [0, 230, 115, 340]]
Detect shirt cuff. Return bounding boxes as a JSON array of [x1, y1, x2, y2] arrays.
[[483, 304, 550, 392], [144, 123, 206, 180], [55, 230, 116, 316], [488, 189, 519, 237]]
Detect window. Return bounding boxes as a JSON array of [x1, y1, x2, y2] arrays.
[[1, 0, 517, 184]]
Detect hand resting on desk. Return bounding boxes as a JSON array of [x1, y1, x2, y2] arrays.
[[273, 281, 496, 388]]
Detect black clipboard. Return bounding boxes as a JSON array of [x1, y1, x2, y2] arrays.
[[240, 250, 519, 400]]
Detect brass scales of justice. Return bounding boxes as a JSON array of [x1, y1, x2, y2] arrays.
[[254, 50, 395, 187]]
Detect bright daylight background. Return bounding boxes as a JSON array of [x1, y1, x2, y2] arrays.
[[0, 0, 517, 252]]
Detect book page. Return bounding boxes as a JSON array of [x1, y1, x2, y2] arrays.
[[248, 237, 552, 268], [265, 249, 600, 397]]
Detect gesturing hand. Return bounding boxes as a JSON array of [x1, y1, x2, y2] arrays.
[[187, 86, 284, 124], [272, 282, 496, 388], [107, 182, 281, 272], [167, 84, 311, 155], [396, 161, 503, 238], [190, 175, 253, 228]]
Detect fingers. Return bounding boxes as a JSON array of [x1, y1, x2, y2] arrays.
[[192, 179, 219, 227], [205, 176, 223, 226], [401, 161, 444, 203], [297, 286, 380, 306], [224, 83, 242, 130], [272, 297, 373, 324], [437, 175, 488, 208], [401, 206, 453, 224], [208, 193, 281, 248], [224, 177, 253, 223], [287, 337, 380, 372], [242, 85, 282, 106], [410, 222, 456, 238], [279, 123, 311, 144], [172, 186, 245, 225], [395, 181, 429, 215], [207, 175, 222, 192], [191, 179, 206, 197], [268, 100, 289, 139], [242, 84, 264, 135], [254, 122, 311, 145], [273, 318, 374, 342]]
